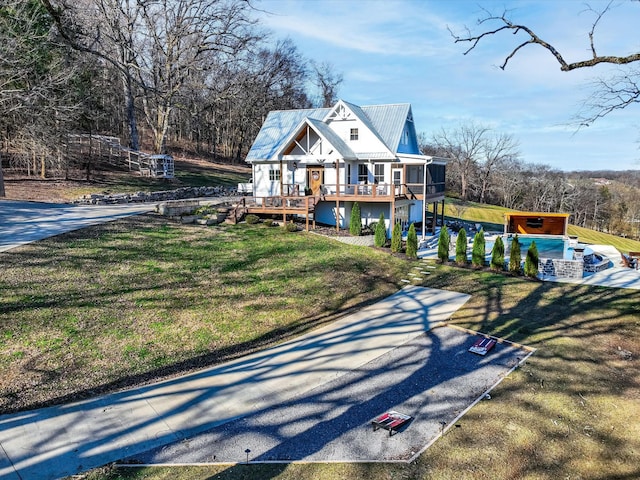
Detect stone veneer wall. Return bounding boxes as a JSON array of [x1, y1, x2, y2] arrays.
[[539, 258, 583, 279], [539, 254, 610, 278]]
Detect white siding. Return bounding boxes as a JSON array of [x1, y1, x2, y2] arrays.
[[254, 164, 281, 197], [325, 117, 389, 155]]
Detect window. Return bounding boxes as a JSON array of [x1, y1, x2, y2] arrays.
[[269, 169, 280, 181], [401, 127, 409, 145], [358, 164, 368, 183], [526, 218, 544, 229], [350, 128, 359, 141], [374, 164, 384, 184]]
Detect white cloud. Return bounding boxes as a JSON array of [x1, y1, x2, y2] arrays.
[[254, 0, 640, 170]]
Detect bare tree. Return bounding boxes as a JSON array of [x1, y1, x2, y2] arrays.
[[136, 0, 259, 153], [43, 0, 259, 153], [478, 132, 519, 204], [311, 61, 343, 108], [432, 123, 489, 201], [450, 2, 640, 125], [0, 0, 82, 186]]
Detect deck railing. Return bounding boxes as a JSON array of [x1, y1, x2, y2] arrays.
[[280, 182, 445, 200]]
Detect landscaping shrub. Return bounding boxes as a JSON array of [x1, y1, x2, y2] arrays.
[[283, 222, 298, 232], [245, 214, 260, 224], [509, 235, 522, 274], [263, 219, 274, 227], [455, 228, 467, 265], [490, 236, 505, 271], [524, 240, 539, 278], [391, 222, 402, 253], [437, 226, 450, 262], [374, 213, 387, 247], [193, 205, 217, 216], [406, 223, 418, 259], [350, 202, 362, 236], [471, 229, 485, 268]]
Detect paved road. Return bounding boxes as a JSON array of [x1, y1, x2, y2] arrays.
[[0, 200, 155, 252], [0, 286, 473, 480]]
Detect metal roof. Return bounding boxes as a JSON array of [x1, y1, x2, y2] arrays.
[[245, 101, 420, 162], [360, 103, 413, 152]]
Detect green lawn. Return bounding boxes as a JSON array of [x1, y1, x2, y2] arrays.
[[0, 216, 408, 413], [85, 264, 640, 480], [2, 208, 639, 480]]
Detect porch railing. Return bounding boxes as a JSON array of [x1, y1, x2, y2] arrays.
[[281, 182, 445, 199]]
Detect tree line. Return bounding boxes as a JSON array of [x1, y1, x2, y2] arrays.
[[424, 124, 640, 241], [0, 0, 342, 193]]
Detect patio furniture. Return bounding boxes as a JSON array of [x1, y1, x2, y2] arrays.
[[629, 252, 640, 270], [621, 253, 638, 269], [371, 410, 412, 436]]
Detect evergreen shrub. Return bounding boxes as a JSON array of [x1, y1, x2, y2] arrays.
[[406, 223, 418, 259], [471, 229, 486, 267], [350, 202, 362, 236], [455, 228, 467, 265], [391, 222, 402, 253], [374, 213, 387, 247]]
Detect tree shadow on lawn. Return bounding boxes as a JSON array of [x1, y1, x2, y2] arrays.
[[1, 286, 472, 480], [0, 217, 406, 413], [423, 266, 640, 479]]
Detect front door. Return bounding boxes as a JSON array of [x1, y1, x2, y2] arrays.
[[308, 167, 324, 195]]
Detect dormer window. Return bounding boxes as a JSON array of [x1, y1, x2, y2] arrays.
[[350, 128, 359, 141]]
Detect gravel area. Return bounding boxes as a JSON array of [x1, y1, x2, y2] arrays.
[[126, 326, 531, 465]]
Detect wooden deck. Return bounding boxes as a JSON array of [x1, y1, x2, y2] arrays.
[[232, 183, 446, 232]]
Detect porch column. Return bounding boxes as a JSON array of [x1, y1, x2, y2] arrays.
[[336, 158, 340, 232], [279, 160, 284, 196], [390, 196, 396, 234], [439, 199, 445, 227], [431, 202, 437, 232]]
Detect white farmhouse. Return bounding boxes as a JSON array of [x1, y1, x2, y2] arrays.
[[243, 99, 447, 234]]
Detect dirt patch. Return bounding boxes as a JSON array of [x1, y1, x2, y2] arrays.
[[1, 156, 250, 203]]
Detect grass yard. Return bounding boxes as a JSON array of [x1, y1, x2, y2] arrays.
[[82, 260, 639, 480], [0, 216, 408, 413], [2, 199, 639, 479]]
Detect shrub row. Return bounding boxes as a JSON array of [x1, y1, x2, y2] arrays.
[[439, 229, 539, 278]]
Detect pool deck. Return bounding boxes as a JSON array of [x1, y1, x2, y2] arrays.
[[545, 244, 640, 290], [419, 240, 640, 291]]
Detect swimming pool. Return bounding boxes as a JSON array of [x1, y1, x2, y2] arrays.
[[504, 235, 571, 260], [483, 235, 579, 260]]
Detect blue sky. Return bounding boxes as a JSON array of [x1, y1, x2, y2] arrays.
[[256, 0, 640, 171]]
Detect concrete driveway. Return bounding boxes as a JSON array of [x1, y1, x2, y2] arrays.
[[0, 200, 154, 252], [0, 286, 481, 480]]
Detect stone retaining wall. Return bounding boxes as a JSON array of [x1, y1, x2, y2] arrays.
[[73, 186, 239, 205], [156, 198, 232, 218]]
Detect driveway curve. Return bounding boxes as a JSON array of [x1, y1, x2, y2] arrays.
[[0, 200, 154, 252]]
